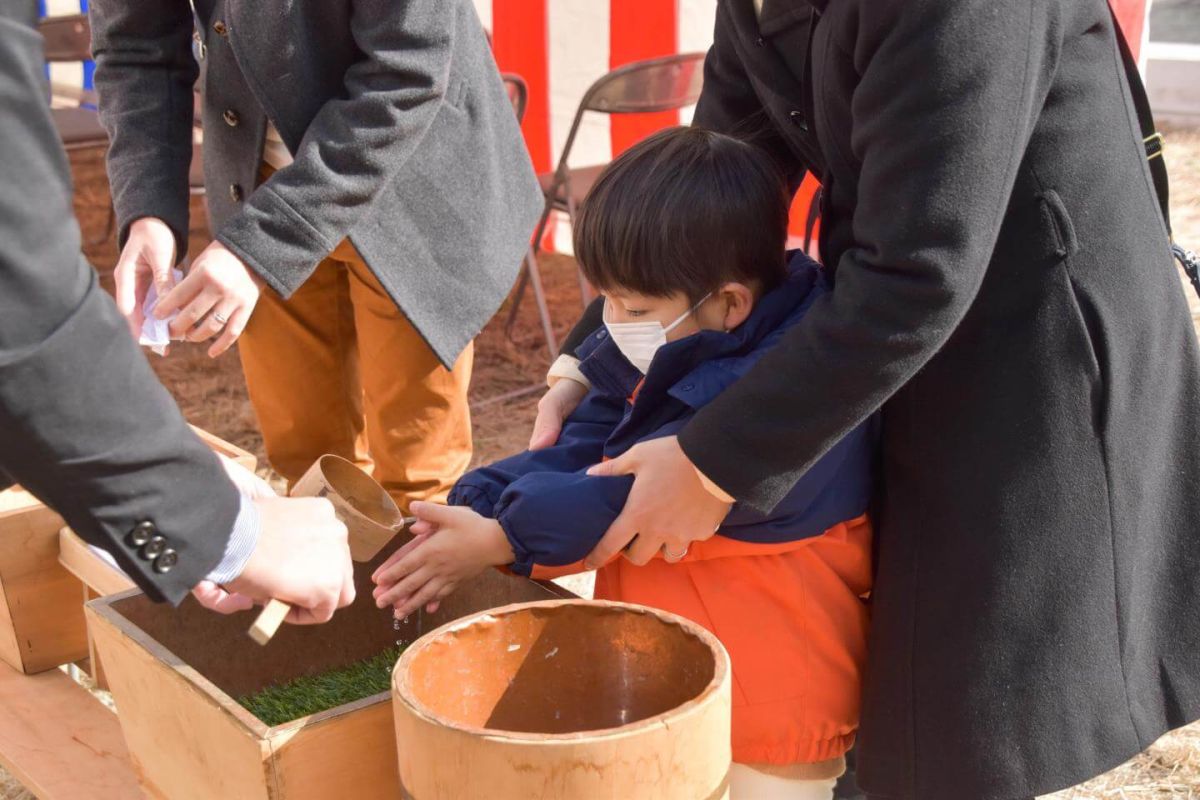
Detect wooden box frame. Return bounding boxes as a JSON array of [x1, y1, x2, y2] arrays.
[[86, 550, 575, 800], [0, 426, 255, 674]]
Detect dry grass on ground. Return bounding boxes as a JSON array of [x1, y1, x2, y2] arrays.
[[1, 128, 1197, 799]]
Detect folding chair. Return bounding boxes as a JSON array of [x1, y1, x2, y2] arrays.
[[38, 13, 114, 248], [505, 52, 706, 357]]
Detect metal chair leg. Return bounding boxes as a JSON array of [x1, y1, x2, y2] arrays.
[[506, 198, 557, 340]]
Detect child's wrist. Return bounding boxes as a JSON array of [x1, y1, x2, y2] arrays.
[[482, 520, 516, 566]]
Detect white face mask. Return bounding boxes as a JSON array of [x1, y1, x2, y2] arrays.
[[603, 293, 711, 374]]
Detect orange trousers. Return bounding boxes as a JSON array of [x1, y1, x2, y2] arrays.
[[237, 235, 473, 510], [592, 516, 873, 767]]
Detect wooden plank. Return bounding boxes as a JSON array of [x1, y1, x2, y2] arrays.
[[0, 661, 140, 799], [58, 528, 136, 597], [0, 490, 84, 673], [189, 425, 258, 471], [87, 599, 274, 800]]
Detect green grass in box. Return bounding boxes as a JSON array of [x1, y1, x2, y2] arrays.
[[238, 645, 404, 727]]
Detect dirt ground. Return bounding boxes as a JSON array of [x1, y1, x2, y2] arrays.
[[2, 126, 1198, 799]]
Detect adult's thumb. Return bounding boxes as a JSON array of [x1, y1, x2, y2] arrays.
[[586, 452, 634, 478]]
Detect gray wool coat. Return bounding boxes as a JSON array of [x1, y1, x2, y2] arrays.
[[89, 0, 543, 366], [562, 0, 1200, 797]]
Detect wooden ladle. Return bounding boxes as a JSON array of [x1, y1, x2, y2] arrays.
[[248, 455, 413, 645]]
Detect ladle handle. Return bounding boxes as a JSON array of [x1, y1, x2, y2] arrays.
[[249, 599, 290, 646]]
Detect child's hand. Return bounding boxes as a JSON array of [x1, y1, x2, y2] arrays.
[[370, 502, 514, 620]]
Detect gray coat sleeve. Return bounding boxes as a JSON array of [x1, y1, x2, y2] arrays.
[[214, 0, 458, 296], [0, 10, 237, 604], [679, 0, 1064, 511], [88, 0, 198, 261]]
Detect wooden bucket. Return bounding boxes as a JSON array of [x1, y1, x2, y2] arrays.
[[392, 599, 732, 800]]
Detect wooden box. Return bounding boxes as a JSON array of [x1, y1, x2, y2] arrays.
[[0, 426, 255, 674], [86, 546, 575, 800]]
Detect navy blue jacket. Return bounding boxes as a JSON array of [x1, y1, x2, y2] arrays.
[[449, 253, 876, 575]]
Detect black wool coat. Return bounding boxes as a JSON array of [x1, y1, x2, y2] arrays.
[[581, 0, 1200, 797]]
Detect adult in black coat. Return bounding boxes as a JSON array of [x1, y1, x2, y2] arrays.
[[539, 1, 1200, 797], [0, 6, 353, 622]]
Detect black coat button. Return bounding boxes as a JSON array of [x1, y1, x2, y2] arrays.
[[140, 535, 167, 560], [789, 110, 809, 132], [223, 109, 240, 127], [126, 520, 155, 547], [230, 183, 244, 202], [153, 550, 179, 574], [755, 36, 765, 47], [213, 20, 228, 36]]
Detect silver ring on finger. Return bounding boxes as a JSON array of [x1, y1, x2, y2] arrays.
[[212, 311, 229, 326], [662, 543, 688, 562]]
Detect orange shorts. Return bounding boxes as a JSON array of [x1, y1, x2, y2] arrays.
[[551, 515, 873, 765]]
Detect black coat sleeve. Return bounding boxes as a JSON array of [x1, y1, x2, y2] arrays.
[[692, 0, 806, 191], [679, 0, 1064, 511], [0, 11, 238, 604]]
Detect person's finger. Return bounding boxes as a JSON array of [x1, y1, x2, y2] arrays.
[[371, 535, 431, 590], [586, 449, 636, 477], [377, 565, 433, 610], [113, 252, 144, 336], [408, 519, 437, 537], [410, 500, 460, 525], [191, 581, 256, 613], [154, 269, 204, 319], [150, 257, 176, 301], [528, 404, 563, 450], [339, 544, 356, 609], [167, 289, 220, 339], [394, 578, 448, 621], [584, 507, 640, 569], [372, 533, 429, 583], [424, 600, 441, 614], [625, 530, 667, 565], [287, 584, 338, 625], [188, 300, 238, 343], [207, 304, 252, 358]]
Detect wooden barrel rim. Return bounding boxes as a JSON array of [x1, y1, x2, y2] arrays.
[[392, 598, 730, 743]]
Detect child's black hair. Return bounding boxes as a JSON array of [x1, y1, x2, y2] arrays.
[[573, 126, 790, 303]]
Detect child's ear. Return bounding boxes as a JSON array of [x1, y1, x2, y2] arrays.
[[718, 283, 755, 331]]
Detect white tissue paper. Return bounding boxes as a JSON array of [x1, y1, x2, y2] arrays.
[[139, 269, 184, 356]]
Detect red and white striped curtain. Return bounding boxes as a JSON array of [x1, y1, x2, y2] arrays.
[[474, 0, 1151, 249]]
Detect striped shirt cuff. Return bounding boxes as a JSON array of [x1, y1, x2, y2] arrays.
[[204, 493, 261, 585]]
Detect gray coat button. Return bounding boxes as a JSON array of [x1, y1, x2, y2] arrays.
[[213, 20, 228, 36], [153, 550, 179, 574], [230, 183, 244, 202], [127, 520, 155, 547], [223, 109, 240, 127], [140, 535, 167, 560]]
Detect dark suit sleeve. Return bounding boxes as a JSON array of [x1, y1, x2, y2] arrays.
[[0, 12, 238, 604], [88, 0, 197, 261], [680, 0, 1064, 512], [213, 0, 459, 297]]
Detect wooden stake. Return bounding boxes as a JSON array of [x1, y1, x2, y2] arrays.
[[248, 599, 289, 646]]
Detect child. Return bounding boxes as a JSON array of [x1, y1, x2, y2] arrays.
[[372, 126, 874, 799]]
